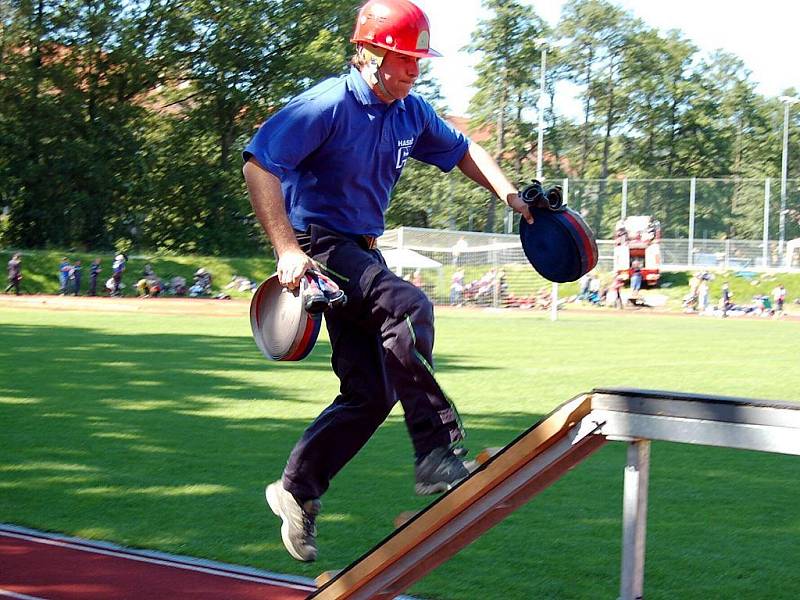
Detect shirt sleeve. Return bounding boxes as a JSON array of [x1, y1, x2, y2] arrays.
[[242, 96, 332, 179], [410, 100, 470, 172]]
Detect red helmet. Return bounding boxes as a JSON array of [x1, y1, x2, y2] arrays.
[[351, 0, 441, 58]]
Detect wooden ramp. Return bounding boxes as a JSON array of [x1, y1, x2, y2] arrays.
[[310, 394, 607, 600], [310, 388, 800, 600]]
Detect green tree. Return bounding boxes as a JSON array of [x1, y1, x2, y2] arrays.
[[0, 0, 63, 247], [141, 0, 359, 254], [558, 0, 637, 232], [465, 0, 547, 232], [622, 28, 696, 178], [0, 0, 173, 249]]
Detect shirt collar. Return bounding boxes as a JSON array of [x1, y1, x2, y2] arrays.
[[346, 66, 406, 111]]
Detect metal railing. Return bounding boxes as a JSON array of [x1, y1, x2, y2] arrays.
[[376, 226, 799, 307], [474, 177, 800, 262]]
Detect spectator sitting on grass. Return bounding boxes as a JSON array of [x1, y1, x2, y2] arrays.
[[473, 269, 497, 304], [577, 272, 591, 301], [167, 276, 187, 296], [587, 274, 601, 305], [535, 286, 552, 310], [189, 268, 212, 297], [225, 275, 258, 293], [136, 266, 163, 298]]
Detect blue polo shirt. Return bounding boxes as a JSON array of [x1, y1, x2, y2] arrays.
[[243, 67, 469, 237]]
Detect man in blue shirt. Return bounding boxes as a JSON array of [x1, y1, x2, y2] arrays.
[[243, 0, 532, 562], [58, 257, 71, 295]]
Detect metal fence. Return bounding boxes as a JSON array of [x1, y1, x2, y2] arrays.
[[379, 227, 800, 271], [377, 225, 800, 307], [480, 177, 800, 263]]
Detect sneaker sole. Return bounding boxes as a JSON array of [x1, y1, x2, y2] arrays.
[[415, 480, 461, 496], [265, 485, 315, 562]]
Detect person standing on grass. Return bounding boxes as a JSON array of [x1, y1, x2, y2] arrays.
[[450, 269, 465, 306], [242, 0, 533, 563], [88, 259, 102, 296], [721, 281, 733, 318], [58, 257, 71, 295], [111, 254, 126, 297], [451, 236, 467, 266], [611, 274, 625, 309], [5, 253, 22, 295], [69, 260, 82, 296], [772, 284, 786, 316], [698, 277, 710, 312], [630, 260, 643, 298]]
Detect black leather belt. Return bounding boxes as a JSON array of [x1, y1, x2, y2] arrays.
[[295, 229, 378, 251]]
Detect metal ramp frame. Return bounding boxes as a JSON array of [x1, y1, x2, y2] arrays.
[[310, 388, 800, 600]]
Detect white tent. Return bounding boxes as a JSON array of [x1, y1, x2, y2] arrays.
[[381, 248, 442, 273], [786, 238, 800, 268]]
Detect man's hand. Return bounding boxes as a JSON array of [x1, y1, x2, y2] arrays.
[[507, 192, 534, 225], [277, 249, 315, 290], [243, 159, 315, 290]]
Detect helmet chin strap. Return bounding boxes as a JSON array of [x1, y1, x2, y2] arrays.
[[359, 45, 401, 102]]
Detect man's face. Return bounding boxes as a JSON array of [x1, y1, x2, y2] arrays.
[[378, 51, 420, 100]]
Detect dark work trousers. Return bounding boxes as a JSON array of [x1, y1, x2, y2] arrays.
[[282, 224, 464, 502], [5, 277, 20, 295]]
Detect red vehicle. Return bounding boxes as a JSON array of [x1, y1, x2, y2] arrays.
[[612, 216, 661, 287]]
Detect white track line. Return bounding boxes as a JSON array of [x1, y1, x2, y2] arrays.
[[0, 531, 315, 593], [0, 590, 47, 600]]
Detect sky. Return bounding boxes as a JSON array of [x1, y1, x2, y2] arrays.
[[413, 0, 799, 117]]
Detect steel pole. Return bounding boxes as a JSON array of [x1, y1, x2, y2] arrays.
[[763, 178, 770, 268], [780, 101, 790, 258], [621, 177, 628, 221], [619, 440, 651, 600], [536, 44, 547, 181], [688, 177, 696, 266]]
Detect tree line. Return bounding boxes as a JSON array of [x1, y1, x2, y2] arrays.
[[1, 0, 798, 254]]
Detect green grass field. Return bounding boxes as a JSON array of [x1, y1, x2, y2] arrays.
[[2, 306, 800, 599]]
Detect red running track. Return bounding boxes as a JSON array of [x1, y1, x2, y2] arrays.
[[0, 525, 315, 599]]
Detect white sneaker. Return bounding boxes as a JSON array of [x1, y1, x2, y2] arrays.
[[265, 480, 321, 562]]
